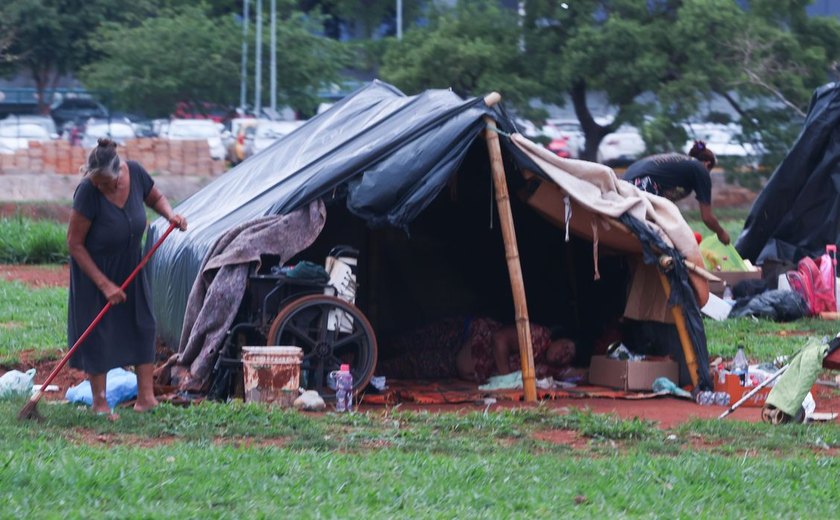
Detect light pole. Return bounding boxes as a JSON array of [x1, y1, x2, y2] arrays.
[[255, 0, 262, 117], [240, 0, 249, 112], [270, 0, 276, 113], [396, 0, 403, 40]]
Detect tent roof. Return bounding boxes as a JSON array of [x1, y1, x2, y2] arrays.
[[147, 80, 706, 360]]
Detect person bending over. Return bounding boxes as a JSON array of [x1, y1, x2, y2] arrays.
[[67, 138, 187, 417], [622, 140, 730, 244]]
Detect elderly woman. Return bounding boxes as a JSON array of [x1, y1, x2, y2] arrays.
[[67, 138, 187, 416], [377, 316, 576, 383]]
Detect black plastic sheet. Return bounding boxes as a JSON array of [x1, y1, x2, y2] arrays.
[[147, 81, 492, 347], [737, 82, 840, 263]]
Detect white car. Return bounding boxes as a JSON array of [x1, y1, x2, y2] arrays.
[[683, 123, 762, 160], [0, 115, 59, 138], [243, 120, 303, 159], [80, 121, 137, 149], [0, 123, 52, 154], [597, 125, 646, 166], [165, 119, 226, 160]]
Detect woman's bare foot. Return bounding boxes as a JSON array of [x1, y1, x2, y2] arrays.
[[133, 397, 159, 413]]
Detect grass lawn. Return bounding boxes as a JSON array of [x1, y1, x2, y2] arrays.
[[1, 400, 839, 517], [2, 209, 840, 517]]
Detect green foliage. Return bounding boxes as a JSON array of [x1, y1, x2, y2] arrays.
[[0, 217, 68, 265], [0, 280, 66, 364], [80, 5, 241, 118], [0, 0, 158, 111], [380, 0, 541, 105], [79, 4, 349, 117]]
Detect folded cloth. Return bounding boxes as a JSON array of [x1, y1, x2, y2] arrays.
[[478, 371, 557, 391], [766, 338, 828, 417]]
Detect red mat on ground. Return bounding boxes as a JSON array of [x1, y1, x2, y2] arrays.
[[358, 379, 664, 406]]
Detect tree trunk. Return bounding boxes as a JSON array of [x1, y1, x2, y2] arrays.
[[570, 80, 611, 162]]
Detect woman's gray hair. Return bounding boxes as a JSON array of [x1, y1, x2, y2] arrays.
[[81, 137, 121, 179]]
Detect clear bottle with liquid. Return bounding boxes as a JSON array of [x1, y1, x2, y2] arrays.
[[333, 364, 353, 413], [732, 345, 749, 387]]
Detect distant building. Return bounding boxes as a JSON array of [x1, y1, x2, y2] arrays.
[[807, 0, 840, 18]]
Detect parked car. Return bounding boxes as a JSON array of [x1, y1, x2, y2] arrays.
[[243, 120, 303, 159], [80, 121, 137, 149], [683, 123, 763, 162], [0, 122, 52, 154], [543, 118, 585, 158], [597, 125, 646, 167], [165, 119, 226, 160], [0, 115, 59, 139], [50, 97, 108, 129]]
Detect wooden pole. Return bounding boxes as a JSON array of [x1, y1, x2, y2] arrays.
[[482, 93, 537, 402], [656, 265, 701, 389]]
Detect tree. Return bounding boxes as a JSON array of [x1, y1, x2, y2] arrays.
[[524, 0, 840, 164], [0, 0, 157, 114], [80, 4, 349, 117], [298, 0, 429, 40], [380, 0, 542, 107]]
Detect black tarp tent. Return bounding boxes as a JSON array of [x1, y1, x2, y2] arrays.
[[147, 80, 713, 393], [737, 82, 840, 263]]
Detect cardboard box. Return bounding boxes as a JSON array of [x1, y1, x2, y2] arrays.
[[708, 269, 762, 297], [713, 372, 770, 408], [588, 355, 679, 391]]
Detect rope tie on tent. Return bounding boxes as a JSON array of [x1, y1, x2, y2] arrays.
[[563, 195, 572, 242], [485, 125, 512, 138], [591, 219, 601, 280]]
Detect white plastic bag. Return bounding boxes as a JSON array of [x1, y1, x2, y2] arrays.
[[0, 368, 36, 399]]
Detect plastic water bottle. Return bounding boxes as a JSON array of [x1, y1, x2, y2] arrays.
[[334, 364, 353, 413], [695, 391, 731, 406], [732, 345, 749, 387], [722, 285, 734, 304]]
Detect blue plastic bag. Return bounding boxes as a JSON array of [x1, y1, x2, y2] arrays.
[[65, 368, 138, 410]]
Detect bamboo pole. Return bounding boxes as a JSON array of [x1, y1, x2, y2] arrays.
[[483, 93, 537, 402], [656, 263, 701, 389]]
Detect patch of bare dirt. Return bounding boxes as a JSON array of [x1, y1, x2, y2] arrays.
[[0, 264, 69, 288], [532, 429, 590, 449]]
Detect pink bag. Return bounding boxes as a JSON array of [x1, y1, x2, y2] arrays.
[[816, 252, 837, 313], [786, 269, 816, 316]]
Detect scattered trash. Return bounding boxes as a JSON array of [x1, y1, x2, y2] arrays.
[[607, 343, 645, 361], [651, 377, 692, 398], [332, 364, 353, 413], [369, 376, 387, 392], [65, 368, 137, 410], [0, 368, 35, 399], [32, 384, 59, 393], [694, 391, 731, 406], [293, 388, 326, 411]]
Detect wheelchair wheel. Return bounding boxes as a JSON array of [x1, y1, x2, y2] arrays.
[[266, 294, 377, 396]]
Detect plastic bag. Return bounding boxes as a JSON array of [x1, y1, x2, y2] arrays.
[[65, 368, 138, 409], [0, 368, 36, 399]]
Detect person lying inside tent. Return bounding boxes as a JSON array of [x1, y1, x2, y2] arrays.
[[622, 140, 730, 245], [376, 316, 576, 383]]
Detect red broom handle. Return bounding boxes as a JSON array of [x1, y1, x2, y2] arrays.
[[36, 222, 177, 391]]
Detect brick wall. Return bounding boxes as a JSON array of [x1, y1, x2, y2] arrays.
[[0, 138, 227, 176]]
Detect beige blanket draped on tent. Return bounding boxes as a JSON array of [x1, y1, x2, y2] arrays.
[[510, 134, 709, 322]]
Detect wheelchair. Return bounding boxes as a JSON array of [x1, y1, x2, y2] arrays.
[[208, 246, 378, 401]]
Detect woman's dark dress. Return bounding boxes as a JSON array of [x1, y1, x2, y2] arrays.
[[68, 161, 156, 375]]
